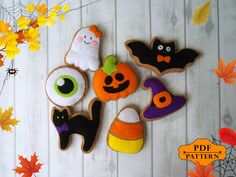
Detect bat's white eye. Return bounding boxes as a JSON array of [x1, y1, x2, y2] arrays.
[[157, 45, 163, 50], [166, 47, 171, 52]]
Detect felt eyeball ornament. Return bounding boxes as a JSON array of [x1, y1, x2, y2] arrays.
[[65, 25, 102, 71], [107, 107, 144, 154], [142, 77, 187, 121], [93, 55, 138, 102], [45, 66, 87, 107]]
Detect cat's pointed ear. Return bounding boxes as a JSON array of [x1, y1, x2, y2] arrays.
[[62, 108, 69, 116], [169, 42, 175, 51], [152, 37, 162, 49], [52, 107, 60, 115]]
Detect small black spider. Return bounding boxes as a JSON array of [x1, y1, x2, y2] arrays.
[[6, 67, 18, 77]]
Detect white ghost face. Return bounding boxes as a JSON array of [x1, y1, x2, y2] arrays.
[[75, 28, 99, 47]]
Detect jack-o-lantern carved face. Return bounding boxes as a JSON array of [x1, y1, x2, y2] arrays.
[[93, 55, 138, 101]]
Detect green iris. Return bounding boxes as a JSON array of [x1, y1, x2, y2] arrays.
[[54, 75, 78, 97]]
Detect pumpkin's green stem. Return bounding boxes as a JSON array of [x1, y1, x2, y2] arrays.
[[102, 55, 117, 75]]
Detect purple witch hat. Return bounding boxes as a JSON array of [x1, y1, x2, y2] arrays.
[[142, 78, 186, 121]]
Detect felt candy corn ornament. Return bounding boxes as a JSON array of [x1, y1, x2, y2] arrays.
[[107, 107, 144, 154]]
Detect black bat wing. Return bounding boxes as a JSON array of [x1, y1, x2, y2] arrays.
[[171, 48, 199, 69], [126, 41, 154, 65]]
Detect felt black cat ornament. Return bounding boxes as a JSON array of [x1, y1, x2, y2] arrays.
[[45, 66, 104, 153], [125, 37, 200, 76], [51, 98, 103, 153]]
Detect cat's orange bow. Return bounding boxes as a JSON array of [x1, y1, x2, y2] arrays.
[[157, 55, 171, 63]]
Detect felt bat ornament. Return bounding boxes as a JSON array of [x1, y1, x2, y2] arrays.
[[125, 37, 200, 76]]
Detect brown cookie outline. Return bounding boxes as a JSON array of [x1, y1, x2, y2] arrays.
[[107, 105, 145, 154], [140, 77, 187, 121], [64, 25, 102, 72], [51, 98, 104, 154], [125, 37, 201, 76], [45, 65, 88, 107]]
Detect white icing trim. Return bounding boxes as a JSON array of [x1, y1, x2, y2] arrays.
[[46, 67, 86, 106], [118, 107, 140, 123]]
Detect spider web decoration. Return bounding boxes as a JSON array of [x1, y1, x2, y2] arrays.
[[0, 0, 101, 96], [0, 1, 35, 28], [211, 135, 236, 177]]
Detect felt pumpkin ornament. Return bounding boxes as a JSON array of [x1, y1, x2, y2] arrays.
[[93, 55, 138, 101]]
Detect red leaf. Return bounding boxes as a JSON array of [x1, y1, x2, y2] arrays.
[[13, 153, 43, 177], [219, 128, 236, 146]]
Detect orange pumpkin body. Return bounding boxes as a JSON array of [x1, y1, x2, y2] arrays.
[[93, 63, 137, 101]]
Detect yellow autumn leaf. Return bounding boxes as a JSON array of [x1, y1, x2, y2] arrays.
[[6, 43, 20, 59], [26, 4, 35, 12], [0, 20, 10, 33], [24, 28, 40, 42], [192, 0, 210, 26], [46, 17, 56, 27], [49, 10, 57, 19], [29, 40, 40, 52], [0, 107, 20, 132], [54, 4, 61, 11], [36, 4, 48, 15], [37, 15, 47, 27], [59, 14, 65, 20], [63, 5, 70, 12], [0, 31, 18, 48], [18, 16, 30, 29]]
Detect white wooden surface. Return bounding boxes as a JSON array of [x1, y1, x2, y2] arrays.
[[0, 0, 236, 177]]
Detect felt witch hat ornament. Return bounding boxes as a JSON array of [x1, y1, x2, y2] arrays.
[[141, 77, 187, 121]]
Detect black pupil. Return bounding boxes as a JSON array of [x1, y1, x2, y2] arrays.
[[84, 35, 86, 38], [58, 78, 74, 94], [105, 76, 113, 85], [115, 73, 124, 81], [90, 37, 92, 40], [159, 97, 166, 103]]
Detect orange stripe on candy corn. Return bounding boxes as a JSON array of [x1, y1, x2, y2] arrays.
[[109, 119, 143, 140]]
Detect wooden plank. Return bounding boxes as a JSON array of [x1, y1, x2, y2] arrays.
[[219, 1, 236, 129], [116, 0, 152, 177], [47, 0, 84, 177], [81, 0, 118, 177], [185, 0, 220, 171], [219, 1, 236, 175], [0, 2, 15, 176], [150, 0, 187, 176], [14, 0, 48, 176]]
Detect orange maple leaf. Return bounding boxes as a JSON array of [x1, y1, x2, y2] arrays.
[[16, 30, 25, 44], [0, 53, 4, 67], [36, 4, 48, 15], [214, 59, 236, 84], [13, 153, 43, 177], [188, 162, 216, 177]]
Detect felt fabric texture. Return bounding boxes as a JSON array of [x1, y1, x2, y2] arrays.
[[93, 55, 138, 102], [125, 37, 199, 76], [46, 66, 86, 107], [52, 99, 103, 153], [65, 25, 102, 71], [142, 78, 187, 121], [107, 107, 144, 154]]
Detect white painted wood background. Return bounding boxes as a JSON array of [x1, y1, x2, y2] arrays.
[[0, 0, 236, 176]]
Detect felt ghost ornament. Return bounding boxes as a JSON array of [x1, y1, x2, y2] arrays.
[[65, 25, 102, 71]]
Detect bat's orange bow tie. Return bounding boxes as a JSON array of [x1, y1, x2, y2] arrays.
[[157, 55, 171, 63]]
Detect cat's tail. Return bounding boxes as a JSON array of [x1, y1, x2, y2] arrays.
[[82, 98, 103, 153]]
